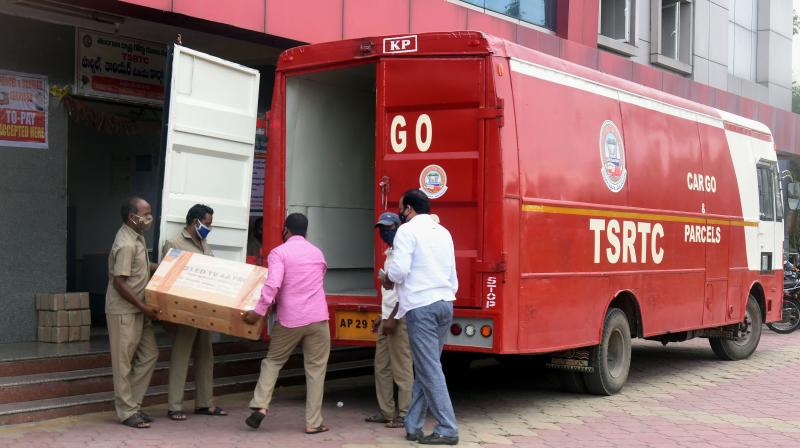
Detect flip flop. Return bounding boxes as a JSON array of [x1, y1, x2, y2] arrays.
[[195, 406, 228, 416], [245, 410, 266, 429], [365, 413, 390, 423], [121, 413, 150, 429], [385, 417, 405, 428], [305, 425, 329, 435], [167, 410, 187, 421], [137, 411, 153, 423]]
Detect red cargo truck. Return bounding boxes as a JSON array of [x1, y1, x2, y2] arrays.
[[158, 32, 785, 396]]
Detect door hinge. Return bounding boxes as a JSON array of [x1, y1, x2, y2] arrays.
[[478, 98, 504, 127]]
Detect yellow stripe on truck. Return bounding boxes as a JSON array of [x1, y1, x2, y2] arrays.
[[521, 204, 758, 227]]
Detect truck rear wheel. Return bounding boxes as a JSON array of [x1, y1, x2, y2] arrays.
[[584, 307, 632, 396], [709, 295, 762, 360]]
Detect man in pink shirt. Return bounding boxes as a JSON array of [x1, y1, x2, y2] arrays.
[[242, 213, 330, 434]]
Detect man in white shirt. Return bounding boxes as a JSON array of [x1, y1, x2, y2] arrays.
[[385, 190, 459, 445], [365, 212, 413, 429]]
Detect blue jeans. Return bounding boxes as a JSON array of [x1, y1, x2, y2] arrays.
[[404, 300, 458, 438]]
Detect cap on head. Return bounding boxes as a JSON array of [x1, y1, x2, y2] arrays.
[[375, 211, 401, 228]]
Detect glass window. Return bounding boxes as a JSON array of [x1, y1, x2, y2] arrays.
[[656, 0, 692, 65], [775, 168, 784, 222], [461, 0, 556, 30], [757, 164, 775, 221], [519, 0, 554, 28], [600, 0, 632, 42]]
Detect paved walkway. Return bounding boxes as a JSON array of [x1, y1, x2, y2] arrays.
[[1, 329, 799, 447]]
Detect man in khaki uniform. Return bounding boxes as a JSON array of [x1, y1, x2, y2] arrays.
[[106, 197, 161, 429], [366, 212, 413, 429], [161, 204, 227, 421]]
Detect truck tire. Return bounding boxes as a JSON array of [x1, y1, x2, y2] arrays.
[[709, 295, 762, 360], [584, 307, 632, 396]]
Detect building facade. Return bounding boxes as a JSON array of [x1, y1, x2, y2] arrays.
[[0, 0, 797, 342]]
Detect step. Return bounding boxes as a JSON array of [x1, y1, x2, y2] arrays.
[[0, 340, 265, 377], [0, 359, 374, 425], [0, 346, 372, 405]]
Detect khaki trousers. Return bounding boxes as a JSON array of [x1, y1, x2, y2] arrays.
[[374, 319, 414, 418], [249, 321, 330, 428], [107, 313, 159, 421], [168, 325, 214, 412]]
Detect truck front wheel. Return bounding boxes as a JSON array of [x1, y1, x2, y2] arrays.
[[709, 295, 762, 361], [584, 307, 632, 396]]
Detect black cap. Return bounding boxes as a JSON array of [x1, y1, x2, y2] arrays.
[[375, 211, 401, 227]]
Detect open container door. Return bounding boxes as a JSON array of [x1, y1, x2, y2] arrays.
[[378, 57, 486, 308], [157, 45, 260, 262]]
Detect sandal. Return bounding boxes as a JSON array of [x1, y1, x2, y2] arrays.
[[167, 410, 188, 421], [245, 410, 266, 429], [365, 413, 390, 423], [137, 411, 153, 423], [305, 425, 329, 435], [385, 417, 405, 428], [121, 413, 150, 429], [195, 406, 228, 416]]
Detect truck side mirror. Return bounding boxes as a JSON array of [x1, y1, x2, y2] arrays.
[[788, 182, 800, 210]]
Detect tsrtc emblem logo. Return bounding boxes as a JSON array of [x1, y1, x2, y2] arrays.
[[419, 164, 448, 199], [599, 120, 627, 193]]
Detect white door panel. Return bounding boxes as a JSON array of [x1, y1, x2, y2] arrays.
[[159, 45, 260, 262]]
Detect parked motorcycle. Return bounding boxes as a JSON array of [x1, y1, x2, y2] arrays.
[[767, 259, 800, 334]]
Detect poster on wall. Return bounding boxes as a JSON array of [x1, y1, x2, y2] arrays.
[[0, 70, 48, 149], [76, 29, 167, 105]]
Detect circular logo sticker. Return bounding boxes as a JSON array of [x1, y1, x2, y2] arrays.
[[599, 120, 627, 193], [419, 164, 448, 199]]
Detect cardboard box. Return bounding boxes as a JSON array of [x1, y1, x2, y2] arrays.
[[39, 326, 69, 343], [145, 249, 267, 340], [67, 310, 82, 327], [81, 309, 92, 326], [68, 326, 81, 342], [36, 293, 65, 311], [80, 325, 91, 341], [80, 292, 90, 309], [39, 310, 69, 327], [64, 293, 81, 310]]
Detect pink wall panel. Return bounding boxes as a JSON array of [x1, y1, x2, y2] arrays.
[[689, 82, 714, 106], [173, 0, 264, 32], [714, 89, 739, 114], [631, 64, 662, 90], [559, 39, 597, 69], [662, 73, 690, 99], [343, 0, 409, 39], [773, 110, 791, 152], [739, 98, 756, 121], [266, 0, 342, 43], [597, 51, 633, 80], [466, 10, 516, 42], [118, 0, 170, 10], [516, 27, 559, 56], [410, 0, 467, 34]]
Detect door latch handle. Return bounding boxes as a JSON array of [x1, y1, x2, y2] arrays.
[[379, 176, 390, 211]]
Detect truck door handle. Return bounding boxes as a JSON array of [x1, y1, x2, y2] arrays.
[[379, 176, 390, 211]]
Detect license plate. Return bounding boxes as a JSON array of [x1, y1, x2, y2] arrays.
[[335, 311, 381, 341]]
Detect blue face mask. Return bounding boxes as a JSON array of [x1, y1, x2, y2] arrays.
[[196, 222, 211, 239]]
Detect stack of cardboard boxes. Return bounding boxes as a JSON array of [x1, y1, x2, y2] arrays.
[[36, 293, 92, 343]]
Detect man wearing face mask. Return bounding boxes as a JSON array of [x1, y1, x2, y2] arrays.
[[241, 213, 331, 434], [106, 197, 161, 429], [365, 212, 414, 429], [385, 189, 459, 445], [161, 204, 228, 421]]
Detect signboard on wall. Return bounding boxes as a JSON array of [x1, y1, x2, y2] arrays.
[[76, 29, 167, 105], [0, 70, 48, 149]]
